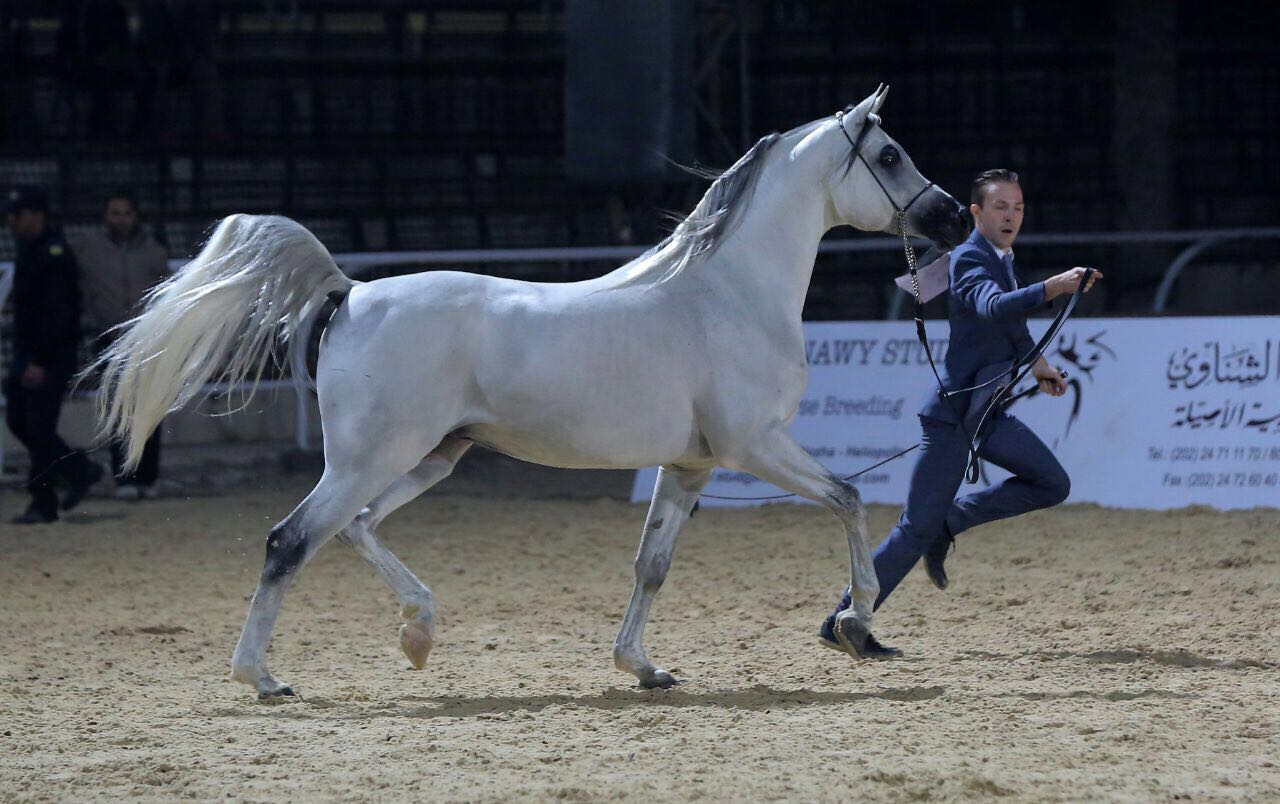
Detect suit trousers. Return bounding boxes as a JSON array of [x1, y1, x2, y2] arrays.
[[868, 412, 1070, 611]]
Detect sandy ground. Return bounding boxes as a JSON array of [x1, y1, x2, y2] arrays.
[[2, 458, 1278, 802]]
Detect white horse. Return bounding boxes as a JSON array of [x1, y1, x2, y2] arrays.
[[95, 86, 970, 698]]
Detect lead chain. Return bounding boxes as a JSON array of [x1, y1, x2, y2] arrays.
[[898, 209, 921, 302]]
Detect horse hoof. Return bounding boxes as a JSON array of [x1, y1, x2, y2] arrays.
[[257, 685, 295, 700], [399, 621, 433, 670], [833, 616, 902, 661], [639, 669, 682, 689]]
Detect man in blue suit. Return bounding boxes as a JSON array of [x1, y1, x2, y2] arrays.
[[821, 169, 1101, 655]]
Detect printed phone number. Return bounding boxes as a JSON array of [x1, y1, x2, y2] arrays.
[[1148, 446, 1280, 463]]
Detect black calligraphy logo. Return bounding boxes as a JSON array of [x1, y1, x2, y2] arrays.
[[1167, 338, 1279, 432], [1004, 330, 1116, 445], [1167, 340, 1273, 390], [1172, 400, 1280, 433]]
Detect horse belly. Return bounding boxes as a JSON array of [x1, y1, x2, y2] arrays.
[[463, 302, 710, 468], [462, 389, 704, 470]]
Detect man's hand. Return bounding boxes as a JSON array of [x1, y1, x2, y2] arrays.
[[1045, 267, 1102, 300], [1031, 358, 1066, 397], [21, 363, 46, 389]]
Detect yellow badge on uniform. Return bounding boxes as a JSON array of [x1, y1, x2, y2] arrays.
[[49, 244, 64, 256]]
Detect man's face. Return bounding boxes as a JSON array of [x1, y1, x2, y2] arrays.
[[969, 181, 1024, 251], [6, 209, 44, 241], [104, 197, 139, 240]]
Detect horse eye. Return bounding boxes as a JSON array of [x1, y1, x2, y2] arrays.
[[879, 146, 899, 167]]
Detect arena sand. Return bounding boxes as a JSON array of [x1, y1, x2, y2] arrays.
[[2, 467, 1277, 802]]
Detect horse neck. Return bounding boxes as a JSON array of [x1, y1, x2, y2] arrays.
[[702, 148, 833, 321]]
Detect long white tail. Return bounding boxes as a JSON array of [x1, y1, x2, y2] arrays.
[[92, 214, 354, 469]]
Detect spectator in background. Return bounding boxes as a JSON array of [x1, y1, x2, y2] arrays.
[[4, 185, 103, 524], [73, 190, 169, 500]]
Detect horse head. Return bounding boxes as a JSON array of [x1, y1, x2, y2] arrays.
[[820, 85, 971, 250]]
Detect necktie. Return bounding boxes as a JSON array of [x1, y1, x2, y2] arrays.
[[1002, 253, 1018, 289]]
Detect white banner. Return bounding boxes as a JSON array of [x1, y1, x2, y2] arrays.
[[631, 316, 1280, 510]]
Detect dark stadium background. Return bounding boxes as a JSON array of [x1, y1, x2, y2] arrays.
[[1, 1, 1276, 326]]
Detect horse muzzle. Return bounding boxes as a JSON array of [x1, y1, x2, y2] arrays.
[[913, 188, 972, 250]]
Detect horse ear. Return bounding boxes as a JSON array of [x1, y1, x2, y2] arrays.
[[849, 84, 886, 121], [872, 84, 889, 114]]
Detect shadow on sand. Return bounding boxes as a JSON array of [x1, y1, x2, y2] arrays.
[[216, 682, 947, 720], [957, 646, 1273, 670]]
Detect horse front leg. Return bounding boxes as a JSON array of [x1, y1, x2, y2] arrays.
[[731, 428, 899, 661], [613, 466, 709, 689], [338, 437, 472, 670]]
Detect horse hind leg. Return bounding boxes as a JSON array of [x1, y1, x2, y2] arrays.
[[337, 436, 472, 670], [613, 466, 709, 689], [230, 462, 412, 699]]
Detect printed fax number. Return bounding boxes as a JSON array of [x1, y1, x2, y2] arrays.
[[1184, 472, 1277, 488]]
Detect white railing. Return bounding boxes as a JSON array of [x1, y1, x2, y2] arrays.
[[2, 226, 1278, 473]]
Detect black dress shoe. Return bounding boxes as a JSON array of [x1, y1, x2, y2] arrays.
[[12, 506, 58, 525], [924, 526, 954, 590], [62, 462, 105, 511]]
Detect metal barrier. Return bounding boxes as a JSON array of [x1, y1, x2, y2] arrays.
[[885, 226, 1280, 320], [3, 226, 1278, 473], [1150, 228, 1280, 313]]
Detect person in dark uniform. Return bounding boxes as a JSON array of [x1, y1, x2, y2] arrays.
[[819, 170, 1102, 654], [4, 185, 103, 524]]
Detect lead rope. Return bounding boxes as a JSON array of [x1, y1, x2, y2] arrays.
[[964, 267, 1093, 475], [701, 108, 1088, 502], [903, 212, 1097, 482], [698, 443, 920, 502], [701, 221, 1088, 502], [897, 209, 986, 482]]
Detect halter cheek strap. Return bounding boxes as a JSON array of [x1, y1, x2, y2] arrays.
[[835, 109, 934, 216]]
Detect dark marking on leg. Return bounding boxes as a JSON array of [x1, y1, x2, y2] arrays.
[[263, 524, 308, 583], [636, 552, 673, 593], [824, 477, 862, 512], [649, 517, 664, 530]]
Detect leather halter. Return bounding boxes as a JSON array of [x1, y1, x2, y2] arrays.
[[834, 109, 935, 217]]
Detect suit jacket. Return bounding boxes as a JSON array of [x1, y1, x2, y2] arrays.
[[9, 226, 82, 379], [919, 227, 1046, 425]]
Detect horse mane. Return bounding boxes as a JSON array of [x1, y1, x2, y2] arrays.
[[607, 132, 783, 287]]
